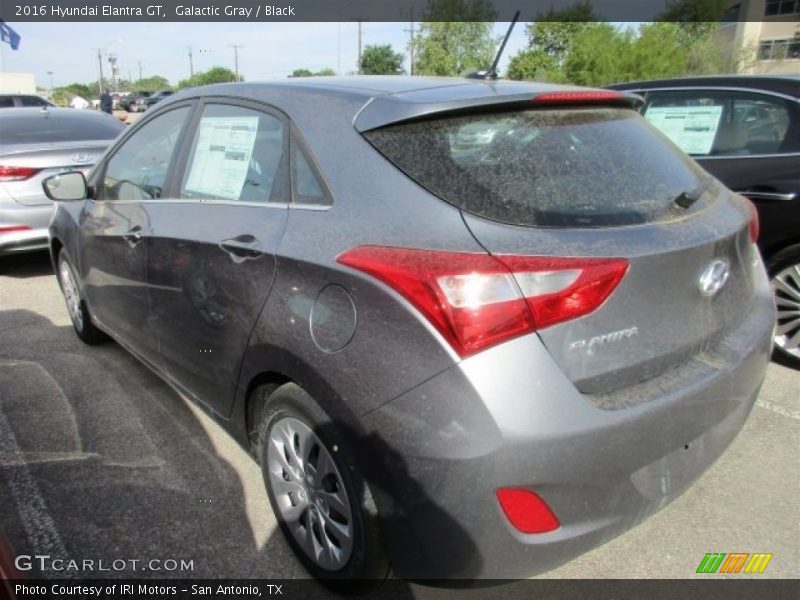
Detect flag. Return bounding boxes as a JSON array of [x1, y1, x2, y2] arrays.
[[0, 20, 21, 51]]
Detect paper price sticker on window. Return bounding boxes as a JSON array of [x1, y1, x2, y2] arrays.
[[644, 105, 723, 156], [184, 116, 259, 200]]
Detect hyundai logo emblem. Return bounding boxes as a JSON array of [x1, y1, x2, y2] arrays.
[[699, 259, 730, 297], [71, 152, 92, 164]]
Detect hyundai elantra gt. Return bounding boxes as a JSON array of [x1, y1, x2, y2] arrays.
[[44, 77, 775, 583]]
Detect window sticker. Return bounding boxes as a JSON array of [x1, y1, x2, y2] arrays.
[[644, 105, 723, 155], [184, 116, 259, 200]]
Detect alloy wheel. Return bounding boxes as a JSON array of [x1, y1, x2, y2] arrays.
[[59, 260, 83, 331], [772, 263, 800, 360], [267, 417, 354, 571]]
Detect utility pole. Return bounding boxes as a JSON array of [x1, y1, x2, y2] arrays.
[[188, 46, 194, 77], [351, 18, 366, 75], [138, 61, 142, 81], [403, 9, 416, 75], [229, 44, 243, 81], [94, 48, 104, 94]]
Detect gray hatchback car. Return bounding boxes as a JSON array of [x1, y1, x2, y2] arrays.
[[45, 77, 774, 583]]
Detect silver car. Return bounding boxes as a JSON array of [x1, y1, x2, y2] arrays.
[[0, 107, 124, 255], [46, 78, 775, 586]]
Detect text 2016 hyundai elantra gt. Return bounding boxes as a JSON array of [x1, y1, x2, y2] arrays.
[[45, 77, 775, 583]]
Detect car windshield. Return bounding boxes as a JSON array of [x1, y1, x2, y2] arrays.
[[365, 107, 708, 227], [0, 112, 124, 144]]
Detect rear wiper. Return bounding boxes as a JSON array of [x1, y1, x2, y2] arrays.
[[673, 179, 711, 209]]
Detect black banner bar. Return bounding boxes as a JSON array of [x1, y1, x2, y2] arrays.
[[0, 0, 763, 23]]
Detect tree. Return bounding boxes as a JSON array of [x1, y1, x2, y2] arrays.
[[177, 66, 239, 89], [562, 23, 631, 86], [506, 1, 598, 81], [133, 75, 170, 91], [315, 68, 336, 76], [360, 44, 405, 75], [289, 68, 314, 77], [413, 0, 497, 76], [288, 68, 336, 77]]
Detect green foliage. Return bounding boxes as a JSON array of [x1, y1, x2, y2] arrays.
[[506, 1, 597, 81], [360, 44, 405, 75], [132, 75, 170, 91], [60, 83, 93, 99], [288, 68, 336, 77], [413, 0, 497, 76], [506, 0, 745, 86], [177, 66, 239, 89]]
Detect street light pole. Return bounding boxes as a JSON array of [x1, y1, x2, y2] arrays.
[[46, 70, 54, 92], [188, 46, 194, 77]]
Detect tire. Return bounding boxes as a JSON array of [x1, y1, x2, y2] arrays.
[[767, 244, 800, 369], [256, 383, 389, 589], [57, 250, 107, 345]]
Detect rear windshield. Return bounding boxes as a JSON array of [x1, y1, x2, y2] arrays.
[[364, 107, 708, 227], [0, 112, 124, 144]]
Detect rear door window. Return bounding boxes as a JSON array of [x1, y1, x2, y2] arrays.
[[642, 90, 799, 156], [180, 103, 289, 204], [364, 107, 707, 227]]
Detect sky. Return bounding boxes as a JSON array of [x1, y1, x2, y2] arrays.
[[0, 21, 531, 89]]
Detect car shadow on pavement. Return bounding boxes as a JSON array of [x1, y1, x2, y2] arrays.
[[0, 309, 498, 598], [0, 251, 53, 279]]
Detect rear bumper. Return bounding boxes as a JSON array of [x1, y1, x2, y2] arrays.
[[0, 227, 49, 255], [361, 289, 774, 579], [0, 200, 52, 256]]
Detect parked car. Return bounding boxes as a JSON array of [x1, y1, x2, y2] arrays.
[[120, 91, 151, 112], [45, 78, 774, 585], [0, 107, 124, 255], [145, 90, 174, 108], [0, 94, 54, 108], [608, 76, 800, 367]]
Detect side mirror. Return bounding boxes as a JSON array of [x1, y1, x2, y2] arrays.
[[42, 171, 88, 201]]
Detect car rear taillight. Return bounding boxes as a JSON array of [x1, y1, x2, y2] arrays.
[[0, 225, 32, 234], [0, 166, 41, 182], [746, 199, 759, 244], [532, 90, 624, 105], [337, 246, 628, 357], [496, 487, 560, 534]]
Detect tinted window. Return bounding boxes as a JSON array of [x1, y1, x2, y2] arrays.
[[102, 107, 190, 201], [0, 97, 14, 108], [291, 137, 331, 206], [180, 104, 288, 203], [20, 96, 49, 107], [643, 90, 799, 156], [0, 112, 124, 144], [365, 108, 706, 227]]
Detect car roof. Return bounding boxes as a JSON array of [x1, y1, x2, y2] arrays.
[[607, 75, 800, 98], [172, 76, 639, 131], [0, 106, 123, 123]]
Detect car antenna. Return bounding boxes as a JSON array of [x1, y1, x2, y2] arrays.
[[465, 10, 520, 80]]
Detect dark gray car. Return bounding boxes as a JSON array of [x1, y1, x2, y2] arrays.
[[45, 77, 774, 584]]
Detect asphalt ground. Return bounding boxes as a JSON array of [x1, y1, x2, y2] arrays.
[[0, 251, 797, 595]]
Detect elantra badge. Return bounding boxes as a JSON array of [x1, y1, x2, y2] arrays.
[[699, 260, 730, 297], [71, 152, 92, 164]]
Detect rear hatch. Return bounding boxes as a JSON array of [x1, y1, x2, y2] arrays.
[[361, 92, 760, 394]]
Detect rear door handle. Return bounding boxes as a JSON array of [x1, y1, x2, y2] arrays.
[[123, 226, 143, 247], [219, 234, 263, 263], [736, 190, 796, 202]]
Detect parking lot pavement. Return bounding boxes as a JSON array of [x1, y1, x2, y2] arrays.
[[0, 251, 798, 587]]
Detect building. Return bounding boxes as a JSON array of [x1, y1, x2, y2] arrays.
[[0, 72, 36, 94], [722, 0, 800, 74]]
